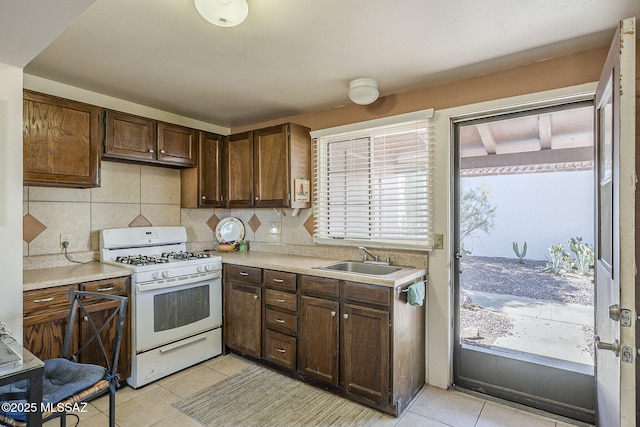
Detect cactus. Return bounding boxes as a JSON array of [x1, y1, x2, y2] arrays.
[[544, 243, 573, 275], [512, 241, 527, 263], [568, 237, 594, 276]]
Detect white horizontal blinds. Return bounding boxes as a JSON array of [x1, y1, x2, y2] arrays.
[[314, 117, 434, 250]]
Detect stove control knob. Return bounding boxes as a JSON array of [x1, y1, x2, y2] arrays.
[[197, 265, 205, 273], [205, 264, 214, 272], [153, 270, 170, 279]]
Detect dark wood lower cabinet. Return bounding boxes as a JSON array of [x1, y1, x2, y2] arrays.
[[340, 303, 390, 403], [23, 277, 131, 379], [223, 264, 425, 418], [299, 296, 339, 386]]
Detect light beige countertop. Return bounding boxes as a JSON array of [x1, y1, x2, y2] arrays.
[[24, 263, 133, 291], [216, 251, 427, 288]]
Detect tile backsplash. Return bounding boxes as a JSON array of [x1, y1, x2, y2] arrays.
[[23, 161, 427, 270]]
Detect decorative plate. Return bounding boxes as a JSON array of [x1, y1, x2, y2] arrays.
[[215, 217, 245, 243]]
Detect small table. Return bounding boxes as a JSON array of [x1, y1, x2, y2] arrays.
[[0, 338, 44, 427]]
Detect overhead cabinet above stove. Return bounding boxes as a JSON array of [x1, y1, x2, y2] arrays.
[[103, 110, 197, 168]]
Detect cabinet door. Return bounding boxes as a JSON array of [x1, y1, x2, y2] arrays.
[[225, 132, 254, 207], [157, 122, 197, 167], [225, 282, 262, 358], [104, 110, 156, 162], [341, 303, 390, 403], [199, 132, 224, 207], [81, 278, 131, 379], [253, 125, 289, 207], [299, 296, 339, 386], [23, 90, 101, 188]]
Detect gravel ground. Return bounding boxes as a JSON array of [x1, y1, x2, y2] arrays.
[[460, 256, 593, 305], [459, 256, 593, 348]]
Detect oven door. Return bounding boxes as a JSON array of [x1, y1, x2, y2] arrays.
[[134, 272, 222, 352]]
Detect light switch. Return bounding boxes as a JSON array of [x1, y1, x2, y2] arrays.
[[433, 234, 443, 249]]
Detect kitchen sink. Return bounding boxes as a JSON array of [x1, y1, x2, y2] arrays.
[[313, 261, 405, 276]]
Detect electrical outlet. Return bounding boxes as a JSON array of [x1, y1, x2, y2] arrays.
[[433, 233, 444, 249], [60, 233, 71, 248]]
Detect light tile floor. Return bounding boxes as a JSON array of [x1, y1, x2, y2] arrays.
[[44, 354, 590, 427]]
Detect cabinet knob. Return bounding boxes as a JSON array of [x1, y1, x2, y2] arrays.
[[148, 149, 154, 153], [160, 149, 166, 154], [253, 294, 259, 300], [343, 314, 349, 319], [201, 195, 206, 200], [255, 196, 260, 201], [83, 316, 89, 322], [330, 311, 336, 317]]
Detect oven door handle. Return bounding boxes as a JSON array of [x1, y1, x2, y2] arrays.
[[136, 271, 221, 293]]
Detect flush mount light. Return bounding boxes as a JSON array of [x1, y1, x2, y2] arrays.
[[348, 78, 379, 105], [194, 0, 249, 28]]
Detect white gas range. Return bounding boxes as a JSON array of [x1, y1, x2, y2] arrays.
[[100, 226, 222, 388]]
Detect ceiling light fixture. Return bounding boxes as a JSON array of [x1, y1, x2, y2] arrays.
[[348, 78, 379, 105], [194, 0, 249, 28]]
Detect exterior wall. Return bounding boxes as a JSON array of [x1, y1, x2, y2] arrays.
[[0, 63, 24, 339], [461, 171, 594, 261]]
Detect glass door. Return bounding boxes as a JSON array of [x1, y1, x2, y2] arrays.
[[453, 101, 596, 423]]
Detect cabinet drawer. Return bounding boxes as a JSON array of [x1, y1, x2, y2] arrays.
[[81, 277, 129, 295], [24, 286, 74, 318], [265, 289, 297, 312], [342, 281, 390, 308], [264, 329, 296, 370], [225, 264, 262, 284], [265, 308, 297, 335], [300, 275, 339, 299], [264, 270, 296, 291]]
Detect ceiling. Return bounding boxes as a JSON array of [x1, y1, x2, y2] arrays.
[[4, 1, 640, 128]]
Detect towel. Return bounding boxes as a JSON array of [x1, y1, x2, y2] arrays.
[[407, 281, 425, 307]]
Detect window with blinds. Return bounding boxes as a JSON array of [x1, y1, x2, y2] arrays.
[[312, 110, 434, 250]]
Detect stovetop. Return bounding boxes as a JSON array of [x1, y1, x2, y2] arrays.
[[115, 252, 213, 266]]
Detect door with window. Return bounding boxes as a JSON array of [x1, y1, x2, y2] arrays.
[[593, 16, 636, 427], [453, 102, 597, 423]]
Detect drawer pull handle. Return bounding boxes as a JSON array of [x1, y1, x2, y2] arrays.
[[96, 287, 114, 292], [275, 299, 285, 303], [239, 272, 249, 276], [276, 348, 286, 353], [273, 278, 284, 283], [275, 319, 286, 323], [33, 297, 54, 303]]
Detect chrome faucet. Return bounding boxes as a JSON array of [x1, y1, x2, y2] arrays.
[[358, 246, 378, 262]]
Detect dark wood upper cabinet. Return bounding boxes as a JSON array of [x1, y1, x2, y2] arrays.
[[156, 122, 197, 167], [254, 123, 311, 208], [225, 132, 254, 208], [181, 131, 224, 208], [23, 90, 102, 188], [104, 110, 196, 167], [104, 110, 156, 162]]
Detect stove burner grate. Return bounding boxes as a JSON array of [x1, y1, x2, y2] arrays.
[[162, 251, 212, 260], [115, 255, 169, 266]]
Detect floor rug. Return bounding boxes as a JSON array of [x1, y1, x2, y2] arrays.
[[173, 364, 387, 426]]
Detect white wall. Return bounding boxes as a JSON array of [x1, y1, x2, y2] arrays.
[[0, 63, 24, 340], [428, 82, 596, 389], [461, 171, 594, 261]]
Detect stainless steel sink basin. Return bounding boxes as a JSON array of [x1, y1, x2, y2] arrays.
[[314, 261, 404, 276]]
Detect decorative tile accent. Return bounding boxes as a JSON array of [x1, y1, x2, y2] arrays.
[[129, 214, 152, 227], [206, 214, 220, 232], [304, 214, 315, 236], [23, 213, 47, 243], [248, 214, 261, 233]]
